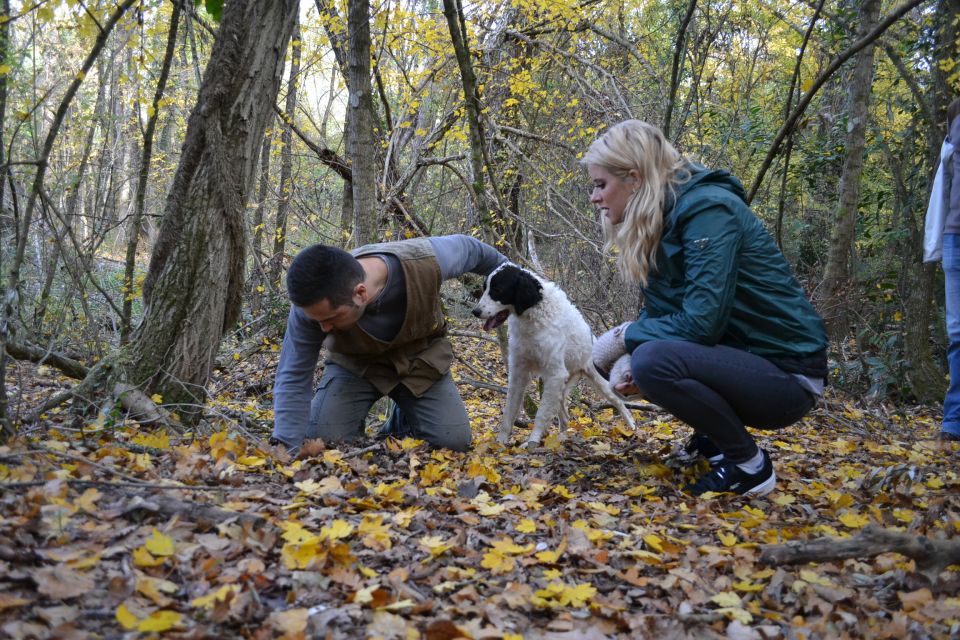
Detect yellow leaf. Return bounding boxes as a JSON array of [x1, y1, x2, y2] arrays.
[[137, 576, 177, 605], [892, 509, 915, 524], [772, 493, 795, 506], [799, 570, 835, 587], [132, 547, 165, 567], [74, 488, 101, 513], [711, 591, 742, 608], [491, 538, 533, 555], [419, 535, 452, 559], [481, 551, 515, 574], [536, 550, 560, 563], [838, 511, 870, 528], [138, 610, 181, 632], [715, 606, 753, 624], [192, 584, 241, 608], [643, 534, 664, 552], [133, 432, 170, 449], [718, 531, 737, 547], [732, 581, 765, 592], [516, 519, 536, 533], [321, 519, 354, 540], [150, 393, 163, 403], [354, 584, 378, 605], [559, 582, 596, 607], [145, 529, 175, 556], [116, 603, 139, 630], [0, 65, 12, 75]]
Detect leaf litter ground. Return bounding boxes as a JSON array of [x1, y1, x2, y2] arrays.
[[1, 323, 958, 639]]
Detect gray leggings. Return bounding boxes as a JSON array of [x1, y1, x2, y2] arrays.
[[307, 363, 472, 451]]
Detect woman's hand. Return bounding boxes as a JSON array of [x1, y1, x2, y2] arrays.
[[614, 380, 641, 397], [593, 322, 631, 374]]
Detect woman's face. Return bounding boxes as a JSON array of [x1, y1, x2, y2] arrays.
[[589, 165, 635, 225]]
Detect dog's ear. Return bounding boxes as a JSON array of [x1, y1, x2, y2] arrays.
[[511, 269, 543, 316]]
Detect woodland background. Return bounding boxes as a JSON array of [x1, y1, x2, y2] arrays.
[[0, 0, 959, 639]]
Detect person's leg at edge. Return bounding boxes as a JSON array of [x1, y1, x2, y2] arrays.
[[307, 363, 382, 442], [389, 372, 472, 452], [942, 234, 960, 438]]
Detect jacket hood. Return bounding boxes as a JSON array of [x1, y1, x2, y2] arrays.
[[665, 164, 747, 214]]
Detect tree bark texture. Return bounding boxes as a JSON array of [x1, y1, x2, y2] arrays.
[[125, 0, 298, 419], [346, 0, 378, 245], [817, 0, 880, 341]]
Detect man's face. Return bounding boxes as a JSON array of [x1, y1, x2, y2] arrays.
[[301, 291, 365, 332]]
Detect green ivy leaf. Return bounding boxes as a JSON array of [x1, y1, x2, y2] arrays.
[[195, 0, 222, 22]]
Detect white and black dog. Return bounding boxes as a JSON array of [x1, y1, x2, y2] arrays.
[[472, 263, 637, 445]]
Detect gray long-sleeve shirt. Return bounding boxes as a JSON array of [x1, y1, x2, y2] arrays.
[[271, 235, 507, 447], [946, 114, 960, 234]]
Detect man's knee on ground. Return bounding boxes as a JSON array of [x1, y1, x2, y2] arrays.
[[427, 424, 472, 452]]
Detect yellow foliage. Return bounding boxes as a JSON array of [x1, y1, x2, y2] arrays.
[[145, 529, 175, 556]]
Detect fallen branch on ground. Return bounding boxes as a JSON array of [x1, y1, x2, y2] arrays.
[[759, 524, 960, 583]]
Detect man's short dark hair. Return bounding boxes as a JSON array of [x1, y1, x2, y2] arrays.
[[286, 244, 364, 308]]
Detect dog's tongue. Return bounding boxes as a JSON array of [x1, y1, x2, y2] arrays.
[[483, 310, 509, 331]]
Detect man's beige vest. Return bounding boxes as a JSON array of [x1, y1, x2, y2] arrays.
[[324, 239, 453, 396]]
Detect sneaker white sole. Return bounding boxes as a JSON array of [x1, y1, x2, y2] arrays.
[[743, 468, 776, 496]]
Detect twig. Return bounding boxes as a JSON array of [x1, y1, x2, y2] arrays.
[[25, 445, 146, 484], [341, 442, 383, 459]]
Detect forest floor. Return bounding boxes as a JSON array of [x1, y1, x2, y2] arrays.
[[1, 320, 958, 640]]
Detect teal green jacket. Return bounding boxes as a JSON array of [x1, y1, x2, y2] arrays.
[[624, 166, 828, 365]]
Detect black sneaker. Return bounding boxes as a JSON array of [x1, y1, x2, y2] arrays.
[[675, 433, 724, 464], [683, 449, 776, 497]]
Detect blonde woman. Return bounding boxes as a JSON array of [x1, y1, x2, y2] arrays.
[[587, 120, 828, 497]]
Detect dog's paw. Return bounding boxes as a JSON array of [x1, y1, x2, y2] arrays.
[[496, 433, 512, 446]]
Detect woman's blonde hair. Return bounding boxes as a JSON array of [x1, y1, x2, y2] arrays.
[[581, 120, 686, 286]]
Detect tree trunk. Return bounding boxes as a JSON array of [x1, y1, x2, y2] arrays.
[[121, 0, 182, 344], [0, 0, 10, 437], [817, 0, 880, 341], [249, 128, 273, 315], [346, 0, 378, 245], [270, 18, 301, 287], [663, 0, 697, 139], [441, 0, 491, 232], [118, 0, 298, 422]]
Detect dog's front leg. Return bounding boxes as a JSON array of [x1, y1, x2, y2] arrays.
[[527, 373, 567, 446], [498, 364, 532, 445]]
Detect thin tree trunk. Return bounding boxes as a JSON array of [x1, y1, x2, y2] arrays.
[[249, 128, 273, 315], [121, 0, 182, 344], [663, 0, 697, 139], [346, 0, 378, 245], [0, 0, 10, 437], [817, 0, 880, 341], [270, 18, 300, 286], [114, 0, 298, 423], [441, 0, 490, 231]]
